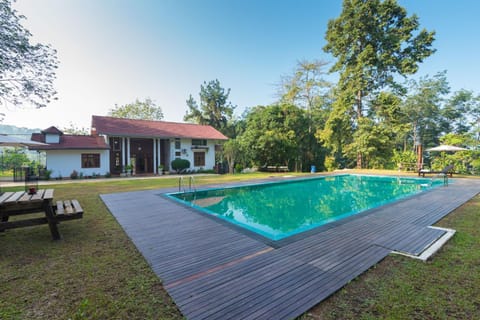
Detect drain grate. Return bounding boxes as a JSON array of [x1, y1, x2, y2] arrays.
[[392, 226, 456, 261]]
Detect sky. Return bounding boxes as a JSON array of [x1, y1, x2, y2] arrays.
[[3, 0, 480, 131]]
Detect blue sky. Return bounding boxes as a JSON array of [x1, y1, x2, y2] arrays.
[[4, 0, 480, 130]]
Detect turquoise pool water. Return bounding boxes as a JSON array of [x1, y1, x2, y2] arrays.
[[168, 175, 442, 241]]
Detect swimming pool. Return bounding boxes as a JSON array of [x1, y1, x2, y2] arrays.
[[167, 175, 443, 241]]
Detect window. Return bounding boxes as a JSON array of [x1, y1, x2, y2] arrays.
[[192, 139, 207, 146], [112, 137, 121, 151], [175, 138, 181, 149], [175, 151, 181, 158], [81, 154, 100, 168], [194, 152, 205, 167]]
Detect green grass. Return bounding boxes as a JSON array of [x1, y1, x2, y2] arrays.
[[1, 172, 479, 319], [304, 188, 480, 319], [0, 173, 289, 319]]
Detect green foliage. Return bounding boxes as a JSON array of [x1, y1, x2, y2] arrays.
[[62, 122, 90, 135], [171, 158, 190, 173], [222, 139, 242, 174], [324, 156, 338, 172], [277, 59, 331, 111], [443, 89, 480, 134], [392, 150, 416, 170], [238, 104, 311, 170], [184, 79, 236, 137], [325, 0, 436, 97], [70, 170, 79, 179], [323, 0, 435, 168], [0, 0, 58, 112], [43, 169, 52, 180], [108, 98, 163, 120], [0, 148, 30, 170], [402, 72, 450, 148], [346, 117, 395, 169]]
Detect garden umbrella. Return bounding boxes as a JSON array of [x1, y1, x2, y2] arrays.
[[0, 135, 46, 147], [426, 145, 468, 152]]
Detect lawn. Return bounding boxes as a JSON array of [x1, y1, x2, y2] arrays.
[[0, 172, 479, 319]]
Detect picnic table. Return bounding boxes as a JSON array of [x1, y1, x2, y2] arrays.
[[0, 189, 83, 240]]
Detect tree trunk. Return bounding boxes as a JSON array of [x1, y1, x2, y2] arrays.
[[356, 90, 363, 169]]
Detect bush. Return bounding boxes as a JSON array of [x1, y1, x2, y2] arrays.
[[324, 156, 338, 172], [171, 158, 190, 173], [43, 169, 52, 180], [234, 163, 244, 174], [70, 170, 78, 179]]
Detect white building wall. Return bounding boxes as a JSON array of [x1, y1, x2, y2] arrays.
[[46, 149, 110, 178], [169, 138, 217, 171]]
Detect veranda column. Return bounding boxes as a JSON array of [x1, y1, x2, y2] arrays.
[[121, 137, 126, 169], [127, 137, 131, 166], [153, 138, 157, 174], [157, 139, 162, 171]]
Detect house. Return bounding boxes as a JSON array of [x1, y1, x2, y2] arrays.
[[30, 115, 228, 178]]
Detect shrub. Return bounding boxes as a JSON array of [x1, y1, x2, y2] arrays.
[[43, 169, 52, 180], [324, 156, 338, 172], [70, 170, 78, 179], [171, 158, 190, 173]]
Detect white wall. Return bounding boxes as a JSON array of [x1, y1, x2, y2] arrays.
[[169, 139, 217, 171], [45, 149, 110, 178]]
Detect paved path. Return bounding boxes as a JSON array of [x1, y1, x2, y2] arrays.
[[101, 177, 480, 320]]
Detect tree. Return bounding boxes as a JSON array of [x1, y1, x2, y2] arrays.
[[277, 59, 331, 112], [443, 89, 480, 135], [277, 60, 332, 170], [238, 104, 308, 170], [108, 98, 163, 120], [324, 0, 436, 168], [184, 79, 236, 136], [0, 0, 58, 115], [222, 138, 241, 174], [62, 122, 89, 135], [401, 72, 450, 150]]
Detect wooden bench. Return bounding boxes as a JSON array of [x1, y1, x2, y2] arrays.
[[418, 165, 454, 178], [265, 166, 289, 172], [53, 199, 84, 221], [0, 193, 83, 239]]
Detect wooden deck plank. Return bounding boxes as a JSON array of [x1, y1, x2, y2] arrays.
[[101, 178, 480, 320]]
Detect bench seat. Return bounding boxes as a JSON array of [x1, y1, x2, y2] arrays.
[[265, 166, 289, 172], [54, 199, 83, 221]]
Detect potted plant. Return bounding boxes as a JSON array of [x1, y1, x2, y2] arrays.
[[158, 164, 164, 175], [125, 164, 133, 176]]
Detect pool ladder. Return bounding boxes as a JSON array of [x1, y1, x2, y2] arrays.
[[179, 176, 197, 193]]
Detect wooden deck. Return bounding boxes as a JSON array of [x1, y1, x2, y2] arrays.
[[100, 177, 480, 320]]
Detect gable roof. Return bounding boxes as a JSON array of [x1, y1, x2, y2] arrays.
[[91, 115, 228, 140], [41, 126, 63, 135], [30, 133, 109, 150]]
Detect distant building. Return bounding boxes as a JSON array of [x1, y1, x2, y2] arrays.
[[30, 115, 228, 178]]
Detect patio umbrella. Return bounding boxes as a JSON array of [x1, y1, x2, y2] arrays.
[[426, 144, 468, 152], [0, 134, 46, 147]]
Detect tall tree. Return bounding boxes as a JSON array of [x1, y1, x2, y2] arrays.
[[277, 59, 332, 170], [184, 79, 236, 136], [324, 0, 435, 168], [62, 122, 90, 135], [0, 0, 58, 116], [238, 104, 308, 170], [277, 59, 331, 112], [443, 89, 480, 135], [401, 72, 450, 149], [108, 98, 163, 120]]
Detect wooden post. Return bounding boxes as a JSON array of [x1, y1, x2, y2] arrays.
[[416, 144, 423, 171]]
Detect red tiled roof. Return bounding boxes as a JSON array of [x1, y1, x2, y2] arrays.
[[91, 115, 228, 140], [41, 126, 63, 135], [30, 133, 109, 150]]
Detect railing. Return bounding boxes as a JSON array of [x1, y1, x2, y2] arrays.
[[178, 176, 196, 193]]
